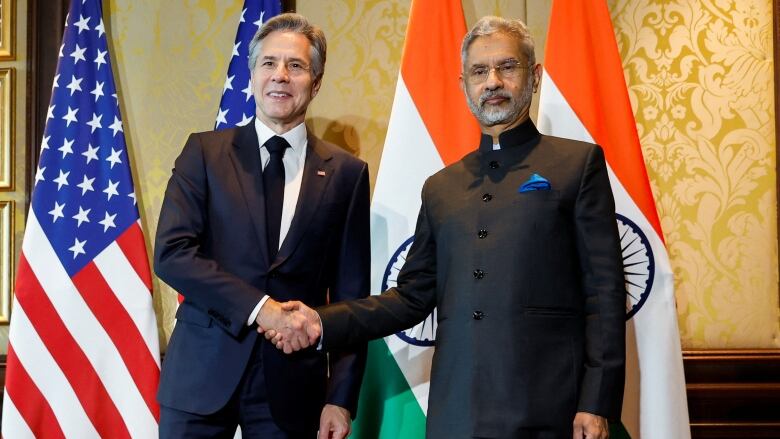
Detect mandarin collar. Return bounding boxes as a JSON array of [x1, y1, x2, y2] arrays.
[[478, 118, 540, 152]]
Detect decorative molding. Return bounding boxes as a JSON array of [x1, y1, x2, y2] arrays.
[[0, 67, 12, 190], [0, 200, 12, 323], [0, 0, 14, 60]]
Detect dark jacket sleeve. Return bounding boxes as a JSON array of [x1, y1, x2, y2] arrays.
[[154, 133, 263, 338], [573, 145, 626, 420], [319, 179, 438, 349], [324, 162, 371, 417]]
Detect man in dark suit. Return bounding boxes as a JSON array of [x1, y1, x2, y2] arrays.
[[266, 16, 626, 439], [154, 13, 369, 439]]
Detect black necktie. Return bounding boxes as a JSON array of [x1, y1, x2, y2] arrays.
[[263, 136, 290, 260]]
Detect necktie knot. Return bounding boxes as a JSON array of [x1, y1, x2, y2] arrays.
[[266, 135, 290, 156]]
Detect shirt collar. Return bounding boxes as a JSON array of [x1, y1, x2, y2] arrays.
[[478, 118, 540, 152], [254, 118, 308, 154]]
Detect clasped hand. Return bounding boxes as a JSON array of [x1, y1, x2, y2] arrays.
[[256, 299, 321, 353]]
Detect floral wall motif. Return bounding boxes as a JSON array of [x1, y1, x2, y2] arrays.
[[609, 0, 779, 347]]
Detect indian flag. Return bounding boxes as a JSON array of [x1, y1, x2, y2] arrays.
[[538, 1, 690, 438], [351, 0, 479, 437]]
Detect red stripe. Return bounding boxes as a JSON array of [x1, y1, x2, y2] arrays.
[[72, 262, 161, 421], [14, 255, 132, 439], [4, 344, 66, 438], [115, 222, 153, 291]]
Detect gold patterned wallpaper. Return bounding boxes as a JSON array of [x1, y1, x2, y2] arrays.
[[3, 0, 770, 351]]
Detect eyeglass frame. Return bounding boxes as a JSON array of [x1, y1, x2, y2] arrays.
[[464, 59, 536, 84]]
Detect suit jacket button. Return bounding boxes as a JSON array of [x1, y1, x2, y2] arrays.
[[473, 311, 485, 320], [478, 229, 488, 239], [489, 161, 499, 169], [482, 193, 493, 202], [473, 269, 485, 279]]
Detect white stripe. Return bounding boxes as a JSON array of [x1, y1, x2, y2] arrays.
[[1, 389, 37, 439], [539, 69, 690, 439], [370, 76, 445, 414], [5, 301, 99, 438], [94, 242, 161, 367], [22, 213, 158, 438]]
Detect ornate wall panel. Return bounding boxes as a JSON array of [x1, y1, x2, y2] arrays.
[[609, 0, 779, 348], [0, 201, 10, 323], [0, 0, 14, 60], [0, 67, 11, 189]]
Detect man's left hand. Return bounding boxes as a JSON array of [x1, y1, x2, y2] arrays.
[[318, 404, 351, 439], [573, 412, 608, 439]]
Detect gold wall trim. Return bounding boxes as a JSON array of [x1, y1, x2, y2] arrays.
[[0, 200, 12, 323], [0, 0, 14, 60], [0, 68, 12, 190]]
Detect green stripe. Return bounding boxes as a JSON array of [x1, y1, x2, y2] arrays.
[[610, 421, 632, 439], [351, 340, 427, 438]]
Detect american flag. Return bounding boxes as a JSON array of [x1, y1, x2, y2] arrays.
[[1, 0, 160, 437], [216, 0, 282, 129]]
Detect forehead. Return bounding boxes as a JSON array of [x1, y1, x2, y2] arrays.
[[260, 31, 312, 60], [465, 32, 525, 65]]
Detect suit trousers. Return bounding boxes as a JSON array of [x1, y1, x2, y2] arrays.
[[159, 337, 317, 439]]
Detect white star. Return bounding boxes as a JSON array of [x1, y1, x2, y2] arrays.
[[86, 113, 102, 133], [99, 212, 117, 232], [76, 175, 96, 195], [47, 104, 56, 121], [223, 74, 234, 92], [59, 42, 64, 58], [66, 75, 83, 95], [112, 93, 118, 103], [103, 179, 120, 200], [73, 14, 90, 33], [216, 108, 228, 127], [70, 44, 87, 64], [68, 238, 87, 259], [52, 74, 60, 89], [254, 10, 266, 27], [58, 138, 75, 158], [90, 81, 104, 101], [238, 113, 253, 126], [240, 8, 246, 23], [62, 106, 79, 127], [242, 79, 253, 102], [108, 116, 123, 137], [94, 49, 107, 69], [82, 143, 99, 164], [48, 201, 65, 222], [53, 170, 70, 190], [232, 42, 240, 57], [106, 148, 122, 169], [128, 191, 137, 205], [95, 19, 105, 37], [72, 206, 91, 227], [35, 166, 46, 185], [41, 135, 51, 150]]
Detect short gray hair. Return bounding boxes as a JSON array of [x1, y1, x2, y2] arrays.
[[461, 16, 536, 69], [248, 13, 327, 79]]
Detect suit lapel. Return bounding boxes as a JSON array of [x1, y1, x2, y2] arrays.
[[228, 120, 271, 268], [271, 134, 334, 270]]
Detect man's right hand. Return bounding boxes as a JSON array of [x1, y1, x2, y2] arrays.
[[255, 298, 321, 353]]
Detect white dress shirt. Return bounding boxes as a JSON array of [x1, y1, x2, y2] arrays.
[[248, 118, 308, 325]]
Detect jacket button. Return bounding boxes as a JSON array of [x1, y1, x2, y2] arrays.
[[482, 193, 493, 202], [489, 161, 499, 169], [473, 311, 485, 320], [473, 269, 485, 279], [478, 229, 488, 239]]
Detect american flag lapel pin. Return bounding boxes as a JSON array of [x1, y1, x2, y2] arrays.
[[317, 170, 326, 177]]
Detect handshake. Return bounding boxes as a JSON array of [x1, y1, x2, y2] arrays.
[[255, 298, 322, 354]]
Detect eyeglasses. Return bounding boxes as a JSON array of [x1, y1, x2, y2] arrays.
[[258, 60, 311, 76], [466, 60, 533, 84]]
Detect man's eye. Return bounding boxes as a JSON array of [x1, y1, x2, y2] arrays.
[[472, 67, 488, 76], [498, 64, 517, 74], [262, 61, 275, 67]]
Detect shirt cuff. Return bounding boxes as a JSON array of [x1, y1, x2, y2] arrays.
[[248, 295, 270, 326], [316, 311, 324, 350]]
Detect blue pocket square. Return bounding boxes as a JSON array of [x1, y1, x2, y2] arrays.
[[518, 173, 551, 192]]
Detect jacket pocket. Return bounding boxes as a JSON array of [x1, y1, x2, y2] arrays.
[[175, 303, 213, 328]]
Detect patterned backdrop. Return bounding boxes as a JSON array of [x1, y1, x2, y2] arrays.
[[93, 0, 778, 349]]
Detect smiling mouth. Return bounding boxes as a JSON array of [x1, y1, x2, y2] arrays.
[[267, 91, 292, 98]]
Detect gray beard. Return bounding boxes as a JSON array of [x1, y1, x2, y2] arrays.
[[466, 77, 534, 126]]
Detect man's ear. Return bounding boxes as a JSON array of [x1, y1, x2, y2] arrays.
[[311, 75, 323, 97], [532, 64, 542, 93]]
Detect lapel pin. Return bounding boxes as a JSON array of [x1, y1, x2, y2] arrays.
[[317, 170, 326, 177]]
